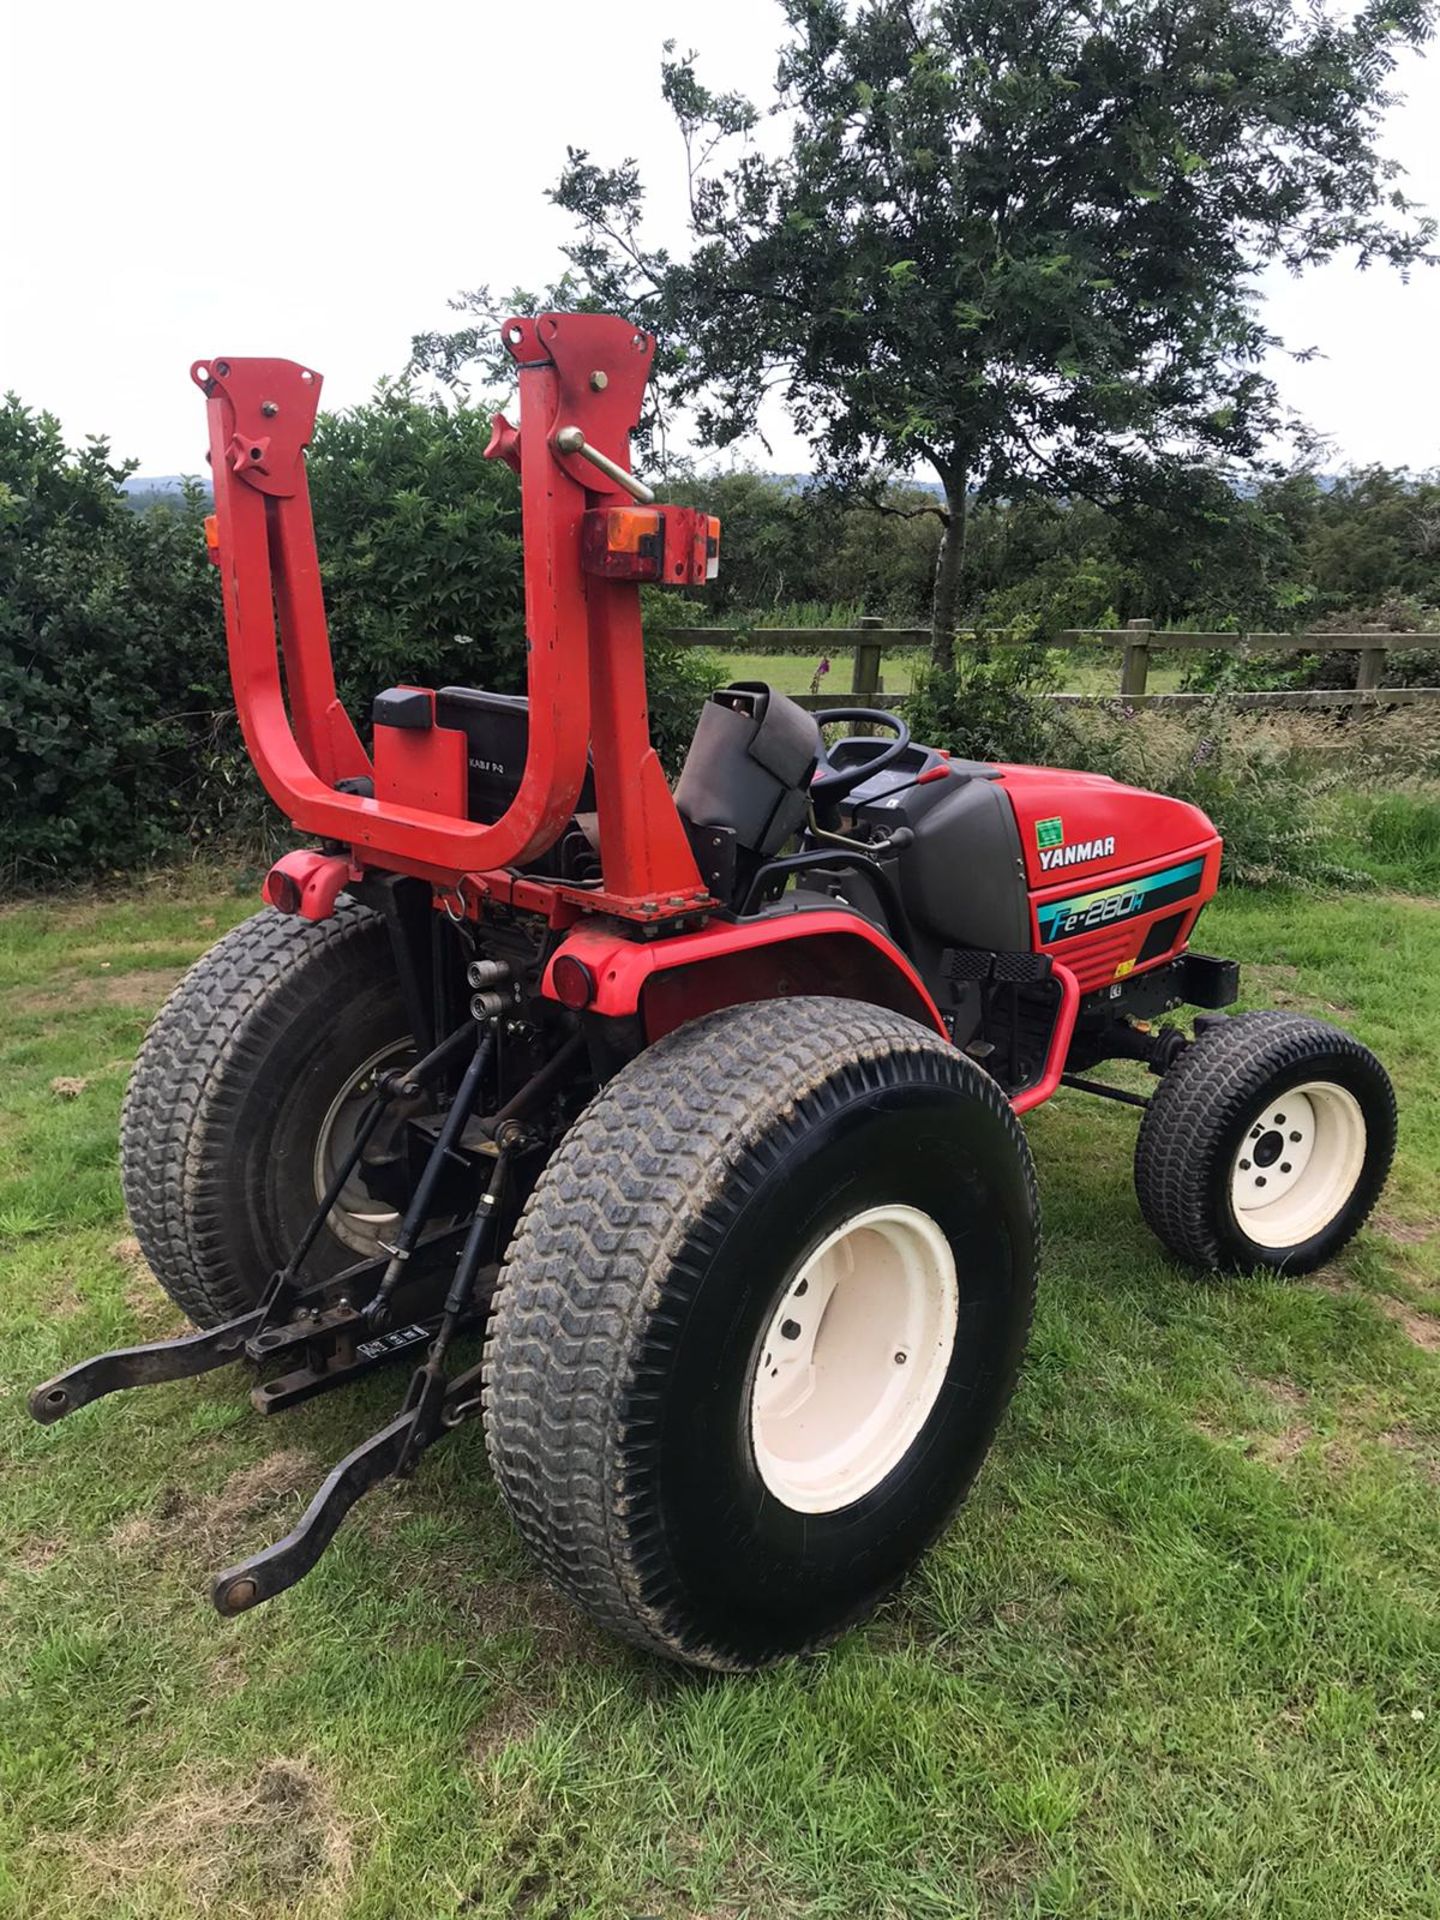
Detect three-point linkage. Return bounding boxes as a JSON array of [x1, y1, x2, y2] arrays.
[[29, 1008, 540, 1614]]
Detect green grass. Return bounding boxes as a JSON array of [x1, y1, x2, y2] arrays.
[[1323, 791, 1440, 895], [699, 647, 1187, 700], [707, 648, 925, 697], [2, 879, 1438, 1917]]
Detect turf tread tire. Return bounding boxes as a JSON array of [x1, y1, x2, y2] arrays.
[[120, 899, 394, 1326], [1134, 1010, 1396, 1273], [482, 994, 1039, 1670]]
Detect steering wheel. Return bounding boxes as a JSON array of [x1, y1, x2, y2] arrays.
[[809, 708, 912, 809]]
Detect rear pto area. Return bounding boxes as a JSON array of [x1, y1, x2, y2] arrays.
[[29, 315, 1398, 1668]]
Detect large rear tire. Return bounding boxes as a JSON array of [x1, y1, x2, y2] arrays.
[[482, 996, 1039, 1670], [120, 902, 413, 1327]]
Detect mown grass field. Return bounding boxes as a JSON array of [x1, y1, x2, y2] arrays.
[[1, 875, 1438, 1918], [701, 648, 1189, 700]]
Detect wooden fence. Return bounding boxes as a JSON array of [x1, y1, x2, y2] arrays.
[[668, 615, 1440, 713]]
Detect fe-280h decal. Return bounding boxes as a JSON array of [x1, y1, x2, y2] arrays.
[[1036, 858, 1206, 944]]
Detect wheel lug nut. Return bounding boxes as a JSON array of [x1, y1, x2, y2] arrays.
[[1251, 1127, 1262, 1139], [1239, 1159, 1251, 1171], [894, 1351, 907, 1365], [1290, 1131, 1302, 1143], [1255, 1175, 1267, 1188], [780, 1319, 801, 1341], [1280, 1162, 1292, 1174]]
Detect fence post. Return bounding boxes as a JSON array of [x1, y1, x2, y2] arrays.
[[1120, 619, 1153, 698], [850, 615, 885, 733], [1355, 645, 1385, 692], [852, 615, 884, 703]]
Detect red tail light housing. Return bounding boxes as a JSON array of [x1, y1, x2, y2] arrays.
[[580, 506, 722, 586], [551, 954, 596, 1010]]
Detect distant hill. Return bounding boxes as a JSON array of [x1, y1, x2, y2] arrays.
[[122, 474, 210, 511], [117, 466, 1341, 513]]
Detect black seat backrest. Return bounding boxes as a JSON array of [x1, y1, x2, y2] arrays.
[[433, 687, 596, 824], [674, 683, 820, 859]]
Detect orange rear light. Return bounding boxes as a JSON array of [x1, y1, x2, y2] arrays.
[[579, 505, 722, 586], [580, 507, 664, 579], [606, 508, 663, 553]]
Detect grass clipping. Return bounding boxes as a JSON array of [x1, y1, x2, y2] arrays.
[[65, 1757, 353, 1915]]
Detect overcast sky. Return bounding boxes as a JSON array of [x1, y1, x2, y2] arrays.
[[3, 0, 1438, 479]]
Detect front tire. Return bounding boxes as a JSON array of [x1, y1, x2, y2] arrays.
[[482, 996, 1039, 1670], [1134, 1011, 1396, 1275]]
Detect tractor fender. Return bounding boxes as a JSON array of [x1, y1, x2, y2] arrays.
[[542, 909, 949, 1043]]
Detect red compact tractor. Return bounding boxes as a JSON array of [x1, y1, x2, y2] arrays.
[[32, 314, 1396, 1669]]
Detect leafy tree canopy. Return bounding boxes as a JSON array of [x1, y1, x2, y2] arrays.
[[0, 397, 219, 876], [455, 0, 1435, 660]]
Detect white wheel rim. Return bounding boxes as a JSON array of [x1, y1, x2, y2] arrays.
[[749, 1203, 959, 1515], [312, 1039, 413, 1257], [1228, 1080, 1367, 1250]]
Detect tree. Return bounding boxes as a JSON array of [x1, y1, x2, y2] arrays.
[[544, 0, 1434, 663], [663, 468, 824, 612], [307, 383, 720, 768], [306, 381, 528, 707], [0, 397, 221, 878], [1303, 465, 1440, 607]]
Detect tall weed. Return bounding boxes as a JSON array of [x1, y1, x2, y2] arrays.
[[1058, 703, 1371, 889]]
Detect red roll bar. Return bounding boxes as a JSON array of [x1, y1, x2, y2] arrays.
[[195, 313, 707, 920]]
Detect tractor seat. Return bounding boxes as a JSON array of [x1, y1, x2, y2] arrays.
[[433, 687, 597, 824], [370, 685, 597, 827], [367, 685, 600, 883], [674, 682, 821, 862]]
